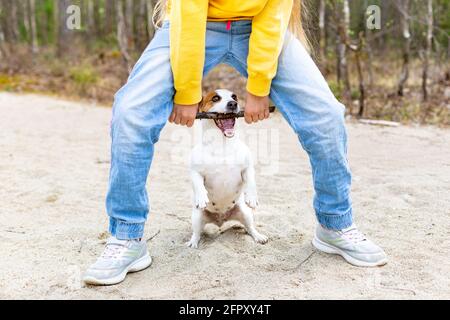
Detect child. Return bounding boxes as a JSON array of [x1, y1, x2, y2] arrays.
[[83, 0, 387, 286]]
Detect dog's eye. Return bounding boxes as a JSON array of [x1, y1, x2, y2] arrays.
[[231, 94, 237, 101], [212, 95, 221, 102]]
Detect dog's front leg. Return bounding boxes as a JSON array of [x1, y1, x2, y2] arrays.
[[187, 208, 205, 248], [191, 169, 209, 209], [242, 165, 259, 209]]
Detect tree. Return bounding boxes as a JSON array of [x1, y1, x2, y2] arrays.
[[55, 0, 72, 57], [105, 0, 115, 36], [422, 0, 434, 101], [125, 0, 134, 47], [0, 0, 19, 42], [318, 0, 327, 63], [116, 0, 133, 72], [28, 0, 38, 54], [86, 0, 96, 40], [147, 0, 155, 39], [333, 0, 352, 106], [0, 10, 7, 60], [397, 0, 411, 96], [135, 0, 150, 51]]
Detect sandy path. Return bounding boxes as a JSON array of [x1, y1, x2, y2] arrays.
[[0, 92, 449, 299]]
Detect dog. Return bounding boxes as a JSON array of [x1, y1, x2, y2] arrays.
[[187, 89, 268, 248]]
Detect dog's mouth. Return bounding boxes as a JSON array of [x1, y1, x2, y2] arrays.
[[214, 118, 236, 138]]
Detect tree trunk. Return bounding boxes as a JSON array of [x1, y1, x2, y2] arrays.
[[86, 0, 96, 41], [57, 0, 72, 57], [1, 0, 19, 42], [105, 0, 115, 36], [53, 0, 59, 46], [147, 0, 155, 39], [0, 14, 7, 61], [21, 0, 31, 42], [28, 0, 39, 54], [397, 0, 411, 96], [93, 0, 102, 36], [136, 0, 149, 51], [363, 0, 374, 87], [334, 0, 351, 106], [318, 0, 326, 64], [116, 0, 133, 73], [422, 0, 433, 101], [10, 0, 20, 41], [38, 0, 50, 45], [125, 0, 134, 48], [352, 33, 366, 118]]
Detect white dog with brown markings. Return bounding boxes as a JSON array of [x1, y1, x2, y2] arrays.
[[187, 89, 268, 248]]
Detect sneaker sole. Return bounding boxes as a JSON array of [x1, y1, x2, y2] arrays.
[[83, 253, 152, 286], [312, 236, 387, 267]]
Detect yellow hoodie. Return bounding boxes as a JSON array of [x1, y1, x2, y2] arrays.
[[168, 0, 293, 105]]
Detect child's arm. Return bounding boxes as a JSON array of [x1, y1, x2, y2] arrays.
[[169, 0, 208, 106], [246, 0, 293, 98]]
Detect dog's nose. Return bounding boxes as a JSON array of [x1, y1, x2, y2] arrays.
[[227, 101, 238, 111]]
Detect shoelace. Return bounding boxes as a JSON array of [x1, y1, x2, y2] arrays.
[[339, 227, 367, 243], [100, 243, 128, 259]]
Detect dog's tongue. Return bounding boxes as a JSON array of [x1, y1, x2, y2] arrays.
[[221, 119, 235, 137]]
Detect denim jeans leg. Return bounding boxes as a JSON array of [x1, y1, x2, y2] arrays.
[[106, 25, 174, 240], [270, 34, 353, 230], [106, 22, 228, 240], [229, 31, 353, 230]]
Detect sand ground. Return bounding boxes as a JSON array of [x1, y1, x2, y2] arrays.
[[0, 92, 449, 299]]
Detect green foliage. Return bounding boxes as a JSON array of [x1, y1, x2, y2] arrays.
[[328, 80, 342, 100], [69, 65, 99, 88]]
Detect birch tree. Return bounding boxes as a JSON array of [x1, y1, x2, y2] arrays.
[[319, 0, 326, 63], [422, 0, 433, 101], [28, 0, 38, 54], [334, 0, 351, 105], [397, 0, 411, 96]]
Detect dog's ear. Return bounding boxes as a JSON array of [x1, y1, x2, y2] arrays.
[[198, 91, 216, 112], [198, 96, 205, 112]]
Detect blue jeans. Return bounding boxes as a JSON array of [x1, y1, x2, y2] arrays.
[[107, 21, 353, 240]]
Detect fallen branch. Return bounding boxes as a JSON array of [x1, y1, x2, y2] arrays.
[[358, 119, 401, 127], [295, 251, 316, 269], [4, 229, 26, 234], [146, 229, 160, 243]]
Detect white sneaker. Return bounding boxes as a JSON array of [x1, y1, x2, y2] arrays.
[[83, 237, 152, 285], [312, 224, 387, 267]]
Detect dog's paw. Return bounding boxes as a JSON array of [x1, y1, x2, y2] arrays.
[[186, 238, 200, 249], [251, 232, 268, 244], [194, 191, 209, 209], [244, 192, 259, 209]]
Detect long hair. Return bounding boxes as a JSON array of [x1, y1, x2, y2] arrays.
[[153, 0, 310, 51], [152, 0, 167, 27], [289, 0, 311, 52]]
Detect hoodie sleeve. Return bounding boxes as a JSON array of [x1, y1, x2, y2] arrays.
[[246, 0, 293, 97], [170, 0, 209, 105]]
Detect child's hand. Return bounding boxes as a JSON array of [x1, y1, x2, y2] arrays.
[[244, 92, 270, 124], [169, 103, 198, 127]]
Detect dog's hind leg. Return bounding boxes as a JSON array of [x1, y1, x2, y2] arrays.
[[187, 208, 206, 249], [235, 200, 268, 244], [241, 163, 259, 209]]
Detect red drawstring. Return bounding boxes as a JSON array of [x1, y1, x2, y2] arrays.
[[226, 20, 231, 30]]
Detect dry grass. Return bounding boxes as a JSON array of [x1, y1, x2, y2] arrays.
[[0, 45, 448, 126]]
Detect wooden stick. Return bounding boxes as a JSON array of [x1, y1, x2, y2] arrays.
[[196, 106, 276, 120]]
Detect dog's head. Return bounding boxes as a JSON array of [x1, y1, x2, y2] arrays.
[[199, 89, 241, 138]]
